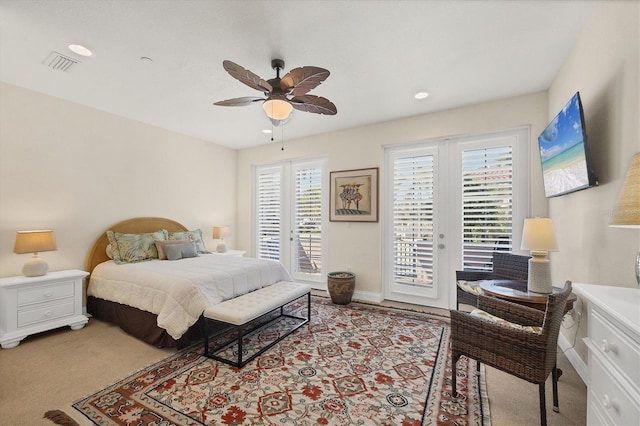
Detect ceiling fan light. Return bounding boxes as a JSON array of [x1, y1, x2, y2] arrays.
[[263, 98, 293, 120]]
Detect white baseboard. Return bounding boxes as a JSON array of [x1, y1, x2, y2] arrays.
[[558, 332, 588, 384], [312, 288, 384, 304], [353, 290, 384, 304]]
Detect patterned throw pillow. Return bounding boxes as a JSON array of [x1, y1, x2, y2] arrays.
[[106, 229, 168, 264], [169, 229, 210, 254], [470, 308, 542, 334], [456, 280, 482, 296]]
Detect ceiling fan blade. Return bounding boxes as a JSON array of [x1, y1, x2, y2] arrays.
[[280, 66, 330, 95], [290, 95, 337, 115], [214, 96, 265, 107], [222, 60, 272, 93]]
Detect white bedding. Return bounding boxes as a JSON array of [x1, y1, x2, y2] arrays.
[[87, 255, 292, 339]]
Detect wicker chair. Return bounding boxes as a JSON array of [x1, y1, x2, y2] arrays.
[[456, 251, 530, 309], [450, 281, 572, 426]]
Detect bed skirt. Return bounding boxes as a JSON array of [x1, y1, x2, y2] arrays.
[[87, 296, 205, 348]]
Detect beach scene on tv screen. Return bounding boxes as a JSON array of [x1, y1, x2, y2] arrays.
[[538, 94, 589, 197]]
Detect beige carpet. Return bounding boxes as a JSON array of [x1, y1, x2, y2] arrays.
[[0, 299, 586, 426]]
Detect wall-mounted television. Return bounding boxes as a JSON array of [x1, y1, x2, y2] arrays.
[[537, 91, 598, 198]]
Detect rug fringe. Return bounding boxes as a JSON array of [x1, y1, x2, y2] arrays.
[[44, 410, 80, 426]]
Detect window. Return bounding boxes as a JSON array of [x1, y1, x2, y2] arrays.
[[461, 145, 515, 270], [392, 153, 435, 288], [254, 158, 327, 284]]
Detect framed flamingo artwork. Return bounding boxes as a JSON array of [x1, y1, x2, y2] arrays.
[[330, 167, 378, 222]]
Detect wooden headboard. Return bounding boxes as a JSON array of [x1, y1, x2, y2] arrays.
[[84, 217, 188, 275]]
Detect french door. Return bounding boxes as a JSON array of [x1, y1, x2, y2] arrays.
[[383, 128, 529, 308], [254, 157, 328, 286]]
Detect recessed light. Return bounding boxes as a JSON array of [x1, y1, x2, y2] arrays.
[[414, 92, 429, 100], [262, 129, 272, 134], [68, 44, 92, 57]]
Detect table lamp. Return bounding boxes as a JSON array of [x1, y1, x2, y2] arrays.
[[14, 230, 57, 277], [521, 218, 558, 294], [212, 226, 230, 253], [609, 152, 640, 285]]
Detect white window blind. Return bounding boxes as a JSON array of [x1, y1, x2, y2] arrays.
[[392, 154, 435, 288], [254, 159, 326, 284], [256, 168, 282, 261], [461, 145, 514, 270], [294, 165, 323, 275]]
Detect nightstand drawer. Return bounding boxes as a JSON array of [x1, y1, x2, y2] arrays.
[[17, 281, 74, 306], [17, 300, 75, 327], [587, 352, 640, 426], [0, 270, 89, 348], [591, 308, 640, 390]]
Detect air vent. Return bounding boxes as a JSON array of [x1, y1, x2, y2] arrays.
[[43, 51, 80, 72]]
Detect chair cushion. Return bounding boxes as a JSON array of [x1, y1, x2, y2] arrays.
[[470, 309, 542, 334], [457, 280, 482, 296]]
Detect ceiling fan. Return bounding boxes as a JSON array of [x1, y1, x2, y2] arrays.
[[214, 59, 337, 125]]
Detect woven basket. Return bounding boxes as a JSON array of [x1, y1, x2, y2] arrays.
[[327, 272, 356, 305]]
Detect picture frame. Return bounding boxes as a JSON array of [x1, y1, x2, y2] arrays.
[[330, 167, 379, 222]]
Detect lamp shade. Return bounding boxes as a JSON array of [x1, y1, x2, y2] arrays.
[[212, 226, 230, 240], [14, 230, 57, 254], [521, 218, 558, 253], [610, 152, 640, 228], [263, 98, 293, 121]]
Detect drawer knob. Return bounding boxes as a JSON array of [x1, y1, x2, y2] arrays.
[[600, 339, 617, 353], [44, 291, 53, 298], [44, 310, 53, 317], [602, 394, 618, 411]]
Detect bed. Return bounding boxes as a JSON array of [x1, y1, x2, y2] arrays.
[[85, 217, 292, 348]]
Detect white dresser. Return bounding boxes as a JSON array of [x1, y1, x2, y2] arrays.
[[573, 283, 640, 426], [0, 269, 89, 349]]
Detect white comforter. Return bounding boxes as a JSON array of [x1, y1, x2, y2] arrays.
[[87, 255, 291, 339]]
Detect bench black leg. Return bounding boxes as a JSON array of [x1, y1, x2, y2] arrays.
[[237, 329, 243, 367], [203, 291, 311, 368]]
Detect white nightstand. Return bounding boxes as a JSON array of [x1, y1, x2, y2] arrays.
[[0, 269, 89, 349], [212, 250, 246, 257]]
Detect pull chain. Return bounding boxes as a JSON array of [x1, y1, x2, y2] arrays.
[[270, 120, 274, 142]]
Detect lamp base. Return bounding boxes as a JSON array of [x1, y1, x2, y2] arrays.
[[527, 255, 552, 294], [22, 254, 49, 277], [216, 241, 227, 253]]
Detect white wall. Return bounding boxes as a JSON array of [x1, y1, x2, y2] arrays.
[[548, 0, 639, 376], [237, 92, 550, 301], [0, 82, 237, 277]]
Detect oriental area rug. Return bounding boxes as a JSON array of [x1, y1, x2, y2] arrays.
[[45, 296, 490, 426]]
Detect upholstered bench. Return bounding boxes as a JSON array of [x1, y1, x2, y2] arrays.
[[202, 281, 311, 367]]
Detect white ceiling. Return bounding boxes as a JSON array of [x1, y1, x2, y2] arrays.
[[0, 0, 595, 150]]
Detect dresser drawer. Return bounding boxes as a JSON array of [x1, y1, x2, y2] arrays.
[[590, 308, 640, 390], [17, 281, 74, 307], [588, 351, 640, 426], [17, 300, 75, 327], [587, 396, 614, 426]]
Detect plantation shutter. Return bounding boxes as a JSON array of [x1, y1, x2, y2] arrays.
[[392, 152, 435, 288], [254, 158, 327, 284], [461, 145, 514, 270], [293, 164, 323, 275], [256, 167, 282, 261]]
